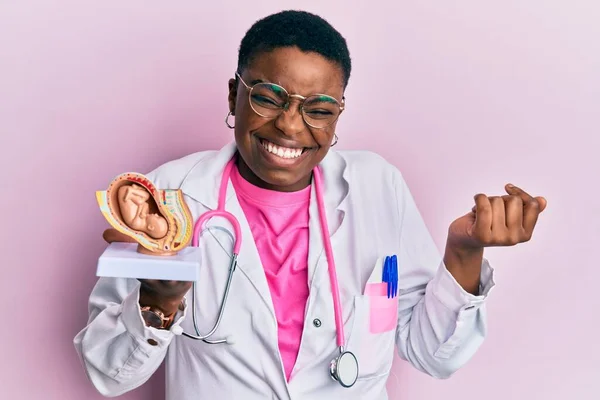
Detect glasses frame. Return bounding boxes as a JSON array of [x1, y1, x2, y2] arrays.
[[235, 72, 345, 129]]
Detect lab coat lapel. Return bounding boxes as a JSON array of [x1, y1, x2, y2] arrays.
[[221, 181, 276, 319], [180, 141, 238, 209], [307, 150, 350, 291], [292, 151, 350, 380]]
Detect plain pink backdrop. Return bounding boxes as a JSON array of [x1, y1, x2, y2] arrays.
[[1, 1, 598, 399]]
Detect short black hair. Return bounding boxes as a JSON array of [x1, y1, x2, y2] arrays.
[[237, 10, 352, 87]]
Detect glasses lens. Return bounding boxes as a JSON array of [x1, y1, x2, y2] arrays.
[[250, 83, 288, 117], [302, 95, 341, 128]]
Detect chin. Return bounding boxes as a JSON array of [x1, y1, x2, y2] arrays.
[[259, 168, 299, 185], [259, 166, 311, 190]]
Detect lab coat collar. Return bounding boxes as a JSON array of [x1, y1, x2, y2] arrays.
[[179, 142, 238, 209], [179, 141, 350, 321]]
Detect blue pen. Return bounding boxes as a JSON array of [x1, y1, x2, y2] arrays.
[[382, 256, 390, 298], [391, 255, 398, 298], [382, 255, 399, 298]]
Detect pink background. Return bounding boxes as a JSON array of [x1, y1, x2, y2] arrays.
[[1, 1, 598, 399]]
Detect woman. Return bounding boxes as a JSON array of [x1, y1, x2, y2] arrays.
[[74, 10, 546, 399]]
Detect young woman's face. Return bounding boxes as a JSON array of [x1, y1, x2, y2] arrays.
[[228, 46, 345, 192]]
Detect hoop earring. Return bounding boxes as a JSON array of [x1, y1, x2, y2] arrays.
[[225, 111, 235, 129], [331, 134, 338, 147]]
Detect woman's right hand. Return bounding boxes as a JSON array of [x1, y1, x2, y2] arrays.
[[103, 229, 192, 316]]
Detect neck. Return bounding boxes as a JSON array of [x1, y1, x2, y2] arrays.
[[236, 156, 311, 192]]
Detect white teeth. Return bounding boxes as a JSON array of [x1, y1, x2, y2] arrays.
[[261, 139, 303, 159]]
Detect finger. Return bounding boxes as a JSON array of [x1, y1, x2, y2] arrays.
[[505, 184, 547, 232], [140, 279, 191, 295], [472, 194, 492, 241], [522, 201, 542, 235], [503, 194, 524, 230], [505, 184, 547, 213], [103, 228, 136, 243], [489, 196, 506, 231], [505, 183, 533, 201], [140, 279, 179, 290], [139, 279, 176, 300], [502, 194, 526, 244]]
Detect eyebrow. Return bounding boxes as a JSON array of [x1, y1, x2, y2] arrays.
[[308, 95, 339, 104], [247, 76, 341, 101]]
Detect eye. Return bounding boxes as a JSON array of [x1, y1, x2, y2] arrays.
[[306, 109, 333, 116], [251, 94, 283, 109], [303, 96, 339, 119], [304, 109, 334, 119]]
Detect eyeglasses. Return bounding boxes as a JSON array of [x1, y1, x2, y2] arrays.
[[236, 72, 345, 129]]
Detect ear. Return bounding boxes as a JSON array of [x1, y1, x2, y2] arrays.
[[228, 78, 238, 115]]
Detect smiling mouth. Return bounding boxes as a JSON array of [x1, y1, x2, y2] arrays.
[[259, 138, 310, 159]]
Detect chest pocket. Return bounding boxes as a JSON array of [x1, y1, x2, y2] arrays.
[[347, 260, 399, 381], [364, 283, 399, 334], [349, 294, 398, 380]]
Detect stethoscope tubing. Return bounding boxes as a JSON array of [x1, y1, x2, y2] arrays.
[[181, 160, 346, 352], [176, 156, 358, 387]]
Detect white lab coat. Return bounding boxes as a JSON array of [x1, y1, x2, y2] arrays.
[[74, 142, 495, 399]]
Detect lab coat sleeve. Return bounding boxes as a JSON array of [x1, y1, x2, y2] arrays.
[[393, 170, 495, 379], [73, 277, 187, 397], [73, 165, 191, 397]]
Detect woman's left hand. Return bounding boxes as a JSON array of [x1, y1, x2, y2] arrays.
[[447, 184, 548, 252], [442, 184, 547, 294]]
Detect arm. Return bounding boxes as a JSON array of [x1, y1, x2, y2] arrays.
[[120, 184, 151, 205], [393, 171, 495, 379], [75, 152, 217, 395], [73, 276, 187, 396], [75, 168, 191, 396]]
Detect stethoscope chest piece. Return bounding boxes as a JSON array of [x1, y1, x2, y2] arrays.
[[330, 350, 359, 388]]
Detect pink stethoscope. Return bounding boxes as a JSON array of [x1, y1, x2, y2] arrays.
[[179, 156, 359, 388]]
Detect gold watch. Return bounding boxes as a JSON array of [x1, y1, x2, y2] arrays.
[[140, 306, 173, 329]]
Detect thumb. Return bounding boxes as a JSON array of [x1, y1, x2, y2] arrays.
[[103, 228, 136, 244], [535, 196, 548, 213]]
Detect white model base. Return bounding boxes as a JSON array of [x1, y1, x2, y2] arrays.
[[96, 242, 201, 281]]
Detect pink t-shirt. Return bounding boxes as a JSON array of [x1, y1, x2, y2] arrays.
[[230, 166, 310, 381]]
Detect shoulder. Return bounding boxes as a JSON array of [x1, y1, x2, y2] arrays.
[[145, 150, 218, 189], [334, 149, 405, 189]]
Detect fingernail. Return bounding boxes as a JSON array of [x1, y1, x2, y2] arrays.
[[507, 184, 514, 188]]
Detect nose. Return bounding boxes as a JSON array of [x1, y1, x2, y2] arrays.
[[274, 99, 305, 137]]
